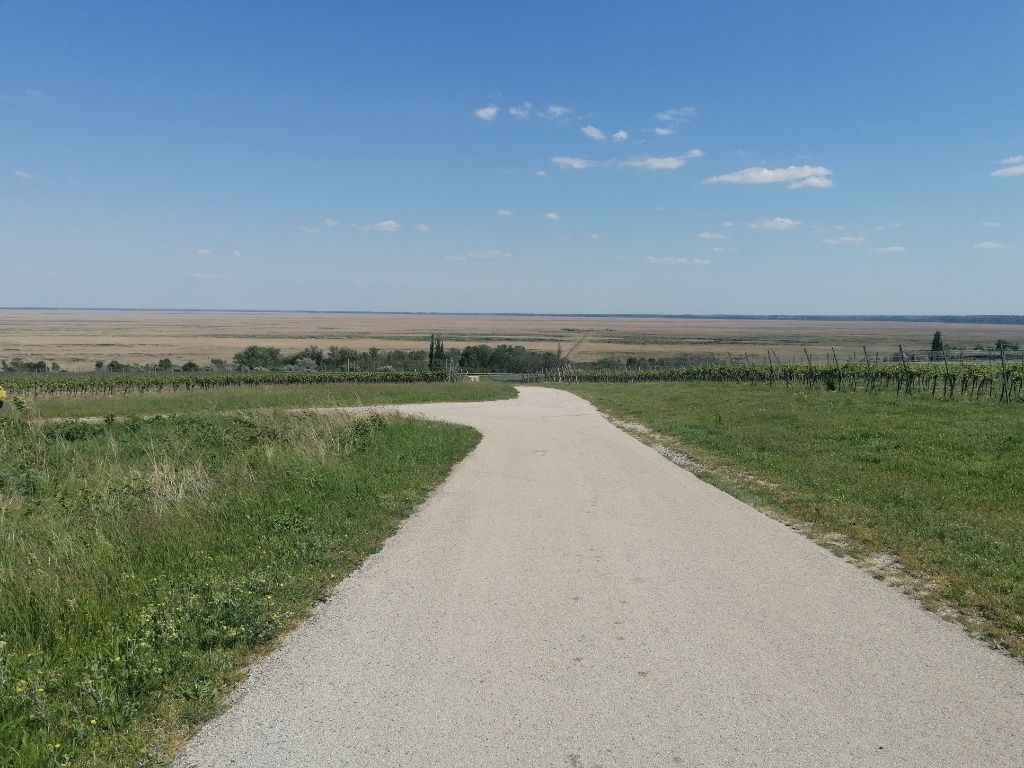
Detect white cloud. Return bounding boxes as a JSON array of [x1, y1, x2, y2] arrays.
[[991, 164, 1024, 178], [621, 150, 702, 170], [653, 126, 676, 136], [611, 130, 628, 142], [323, 218, 338, 228], [872, 246, 907, 253], [704, 165, 833, 187], [474, 104, 499, 121], [189, 272, 231, 280], [656, 106, 697, 123], [645, 256, 710, 266], [196, 248, 213, 256], [545, 212, 560, 220], [999, 155, 1024, 164], [536, 170, 548, 177], [748, 217, 801, 230], [581, 125, 606, 141], [447, 249, 511, 262], [361, 219, 401, 232], [230, 249, 242, 257], [697, 232, 727, 239], [415, 223, 429, 232], [508, 102, 532, 118], [545, 105, 571, 118], [980, 221, 1001, 228], [973, 241, 1007, 250], [789, 175, 833, 189], [551, 156, 594, 169], [299, 225, 320, 234], [13, 170, 32, 180], [822, 236, 866, 245], [496, 209, 514, 216], [590, 232, 603, 240]]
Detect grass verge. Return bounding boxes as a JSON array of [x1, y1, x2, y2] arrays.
[[0, 410, 479, 766], [559, 382, 1024, 658], [25, 380, 516, 420]]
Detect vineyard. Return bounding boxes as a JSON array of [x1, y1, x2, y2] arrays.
[[5, 359, 1024, 404], [533, 360, 1024, 402], [0, 369, 448, 398]]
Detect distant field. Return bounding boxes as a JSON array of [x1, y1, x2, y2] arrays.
[[22, 380, 516, 419], [560, 382, 1024, 658], [2, 309, 1021, 370]]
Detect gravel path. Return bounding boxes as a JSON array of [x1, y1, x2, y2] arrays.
[[178, 386, 1024, 767]]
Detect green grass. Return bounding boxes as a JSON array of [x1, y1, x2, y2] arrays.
[[0, 410, 479, 766], [559, 382, 1024, 657], [24, 380, 516, 419]]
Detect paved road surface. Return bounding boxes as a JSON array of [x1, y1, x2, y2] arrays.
[[178, 386, 1024, 767]]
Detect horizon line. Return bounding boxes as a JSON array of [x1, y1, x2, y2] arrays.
[[1, 306, 1023, 325]]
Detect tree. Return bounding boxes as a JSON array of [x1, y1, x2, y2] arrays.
[[233, 345, 283, 370], [323, 346, 359, 369], [156, 358, 173, 371], [181, 361, 200, 372], [432, 337, 445, 371], [929, 331, 944, 361], [285, 346, 324, 367]]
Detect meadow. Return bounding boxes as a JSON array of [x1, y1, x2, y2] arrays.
[[559, 382, 1024, 657], [18, 379, 515, 420], [0, 406, 480, 767]]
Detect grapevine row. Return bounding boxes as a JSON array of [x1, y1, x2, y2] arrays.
[[1, 370, 447, 398], [530, 361, 1024, 402]]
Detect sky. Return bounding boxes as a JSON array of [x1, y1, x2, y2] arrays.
[[2, 1, 1023, 315]]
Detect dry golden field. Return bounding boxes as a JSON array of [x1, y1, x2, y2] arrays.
[[1, 309, 1021, 370]]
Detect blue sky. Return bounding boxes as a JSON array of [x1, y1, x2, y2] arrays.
[[2, 1, 1022, 314]]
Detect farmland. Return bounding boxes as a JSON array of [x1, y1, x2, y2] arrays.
[[2, 309, 1022, 370], [557, 381, 1024, 657]]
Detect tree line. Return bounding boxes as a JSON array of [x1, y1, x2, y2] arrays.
[[1, 337, 563, 376]]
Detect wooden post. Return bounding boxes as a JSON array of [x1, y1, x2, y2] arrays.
[[941, 346, 951, 398], [898, 345, 912, 395], [1000, 345, 1009, 402]]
